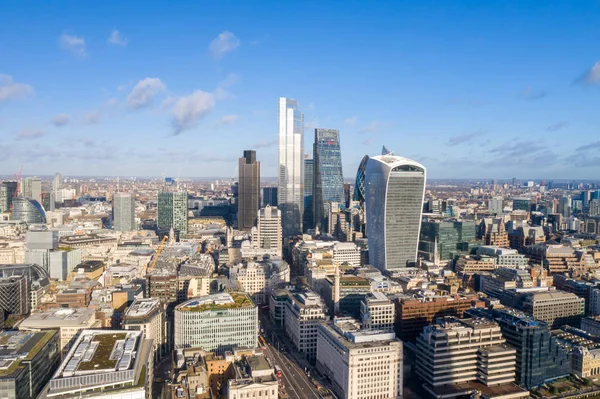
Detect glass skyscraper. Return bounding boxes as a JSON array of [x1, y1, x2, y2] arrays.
[[313, 128, 344, 232], [0, 181, 18, 213], [157, 191, 188, 235], [353, 155, 369, 203], [238, 150, 260, 231], [365, 155, 426, 271], [303, 156, 314, 231], [11, 197, 46, 224], [278, 97, 304, 237]]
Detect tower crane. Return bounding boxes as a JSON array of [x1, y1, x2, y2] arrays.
[[145, 236, 168, 275]]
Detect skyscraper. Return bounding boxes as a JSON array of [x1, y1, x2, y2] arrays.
[[262, 187, 278, 207], [11, 197, 46, 224], [238, 150, 260, 231], [113, 192, 136, 232], [365, 154, 426, 271], [303, 156, 314, 231], [157, 191, 188, 235], [0, 181, 18, 213], [353, 155, 369, 203], [252, 205, 282, 255], [21, 177, 42, 204], [52, 173, 61, 200], [313, 128, 344, 232], [278, 97, 304, 237]]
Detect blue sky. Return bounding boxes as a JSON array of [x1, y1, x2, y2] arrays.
[[1, 0, 600, 179]]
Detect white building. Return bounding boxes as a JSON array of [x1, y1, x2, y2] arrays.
[[123, 298, 167, 362], [360, 292, 395, 331], [227, 353, 278, 399], [19, 307, 100, 357], [229, 257, 290, 304], [365, 155, 426, 271], [174, 293, 258, 355], [251, 206, 282, 257], [284, 290, 327, 360], [316, 318, 403, 399], [277, 98, 304, 237], [332, 242, 361, 267], [113, 192, 136, 232], [476, 246, 529, 268]]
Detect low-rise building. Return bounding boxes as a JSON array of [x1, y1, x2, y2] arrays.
[[522, 290, 584, 329], [455, 254, 497, 274], [42, 329, 153, 399], [316, 318, 403, 399], [0, 330, 60, 399], [284, 290, 327, 360], [360, 292, 395, 331], [227, 352, 278, 399], [123, 298, 167, 362], [18, 307, 100, 357], [174, 293, 258, 355]]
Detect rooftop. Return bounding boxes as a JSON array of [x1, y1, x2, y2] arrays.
[[177, 292, 254, 312], [0, 330, 56, 378], [124, 298, 161, 319], [19, 308, 96, 328]]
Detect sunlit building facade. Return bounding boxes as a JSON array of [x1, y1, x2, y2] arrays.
[[313, 128, 344, 232]]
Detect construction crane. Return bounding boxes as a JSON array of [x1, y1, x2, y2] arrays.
[[145, 236, 168, 275]]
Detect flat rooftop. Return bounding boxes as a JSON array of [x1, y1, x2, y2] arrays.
[[124, 298, 161, 318], [19, 308, 96, 328], [55, 330, 142, 378], [177, 292, 254, 312], [0, 330, 56, 378]]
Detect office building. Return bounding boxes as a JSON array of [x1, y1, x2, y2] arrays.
[[478, 217, 510, 247], [52, 173, 61, 201], [313, 128, 344, 231], [25, 248, 82, 280], [238, 150, 260, 231], [395, 293, 484, 342], [522, 290, 584, 329], [157, 191, 188, 235], [227, 352, 278, 399], [416, 317, 528, 399], [26, 229, 58, 250], [22, 177, 42, 203], [229, 258, 290, 304], [489, 197, 504, 215], [303, 156, 314, 230], [0, 330, 60, 399], [251, 206, 282, 256], [262, 187, 277, 207], [113, 192, 136, 232], [277, 97, 304, 237], [467, 308, 573, 389], [455, 254, 497, 274], [19, 308, 99, 357], [365, 155, 426, 271], [316, 318, 403, 399], [123, 298, 167, 362], [419, 219, 478, 264], [512, 197, 531, 212], [353, 155, 369, 204], [43, 329, 153, 399], [284, 290, 327, 360], [11, 197, 46, 224], [0, 181, 18, 213], [174, 293, 258, 355], [0, 264, 49, 316], [360, 292, 395, 331]]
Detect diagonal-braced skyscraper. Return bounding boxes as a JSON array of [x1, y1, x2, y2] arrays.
[[278, 97, 304, 237]]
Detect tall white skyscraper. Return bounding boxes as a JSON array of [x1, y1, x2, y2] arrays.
[[52, 173, 62, 202], [22, 177, 42, 203], [113, 192, 136, 232], [278, 97, 304, 237], [365, 154, 426, 271]]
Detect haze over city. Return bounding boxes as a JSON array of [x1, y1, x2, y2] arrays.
[[2, 1, 600, 178]]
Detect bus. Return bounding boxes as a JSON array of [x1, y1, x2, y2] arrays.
[[274, 365, 282, 378]]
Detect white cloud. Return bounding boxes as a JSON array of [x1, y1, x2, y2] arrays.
[[218, 114, 239, 125], [161, 95, 176, 109], [171, 90, 216, 135], [209, 31, 240, 59], [108, 30, 128, 46], [0, 75, 34, 102], [126, 78, 166, 109], [578, 61, 600, 85], [215, 73, 239, 100], [59, 34, 86, 57], [344, 116, 357, 125], [17, 128, 44, 140], [51, 113, 70, 127]]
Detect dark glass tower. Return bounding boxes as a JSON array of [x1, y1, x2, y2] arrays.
[[0, 181, 18, 213], [238, 150, 260, 231], [262, 187, 278, 207], [313, 128, 344, 231], [303, 157, 314, 231]]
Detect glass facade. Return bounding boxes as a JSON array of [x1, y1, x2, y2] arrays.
[[11, 197, 46, 224], [303, 158, 314, 231], [365, 155, 426, 271], [313, 129, 344, 231], [353, 155, 369, 203], [0, 181, 18, 213], [157, 191, 188, 234], [113, 192, 136, 231], [238, 150, 260, 231], [278, 98, 304, 237], [262, 187, 278, 207], [419, 220, 478, 262]]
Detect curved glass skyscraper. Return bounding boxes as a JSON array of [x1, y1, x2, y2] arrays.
[[313, 128, 344, 231], [353, 155, 369, 203], [11, 197, 46, 224], [278, 98, 304, 237], [365, 155, 426, 271]]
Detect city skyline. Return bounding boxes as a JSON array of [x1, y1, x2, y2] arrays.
[[2, 2, 600, 179]]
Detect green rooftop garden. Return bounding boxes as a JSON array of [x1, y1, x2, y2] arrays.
[[182, 292, 254, 312], [77, 333, 127, 372]]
